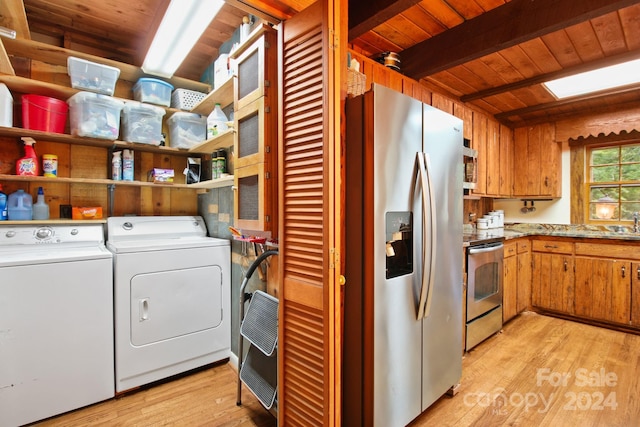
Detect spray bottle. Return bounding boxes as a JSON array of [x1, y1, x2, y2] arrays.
[[122, 149, 134, 181], [16, 137, 39, 176], [0, 183, 7, 220]]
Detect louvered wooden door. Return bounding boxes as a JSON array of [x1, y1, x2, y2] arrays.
[[278, 0, 345, 425]]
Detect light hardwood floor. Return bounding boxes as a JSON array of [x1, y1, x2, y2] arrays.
[[35, 312, 640, 426]]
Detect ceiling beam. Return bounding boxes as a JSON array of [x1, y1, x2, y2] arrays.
[[401, 0, 639, 81], [495, 84, 640, 121], [348, 0, 422, 40], [461, 49, 640, 102]]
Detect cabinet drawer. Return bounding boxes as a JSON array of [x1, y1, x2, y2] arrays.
[[532, 239, 573, 254], [575, 242, 640, 260], [504, 241, 517, 257], [517, 239, 530, 253]]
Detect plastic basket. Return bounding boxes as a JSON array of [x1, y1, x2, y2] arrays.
[[171, 89, 207, 111]]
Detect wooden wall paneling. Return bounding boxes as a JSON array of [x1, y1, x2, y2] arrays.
[[432, 92, 454, 114], [472, 111, 487, 195], [169, 188, 198, 216], [388, 70, 403, 93], [485, 119, 500, 196]]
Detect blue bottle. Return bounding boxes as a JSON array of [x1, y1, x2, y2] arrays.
[[0, 183, 7, 220]]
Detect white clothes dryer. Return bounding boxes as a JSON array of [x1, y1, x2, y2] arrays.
[[0, 223, 114, 426], [107, 216, 230, 393]]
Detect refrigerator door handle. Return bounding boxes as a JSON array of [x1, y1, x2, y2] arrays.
[[416, 152, 437, 319]]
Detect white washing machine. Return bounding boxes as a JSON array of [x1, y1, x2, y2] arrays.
[[0, 223, 114, 427], [107, 216, 230, 393]]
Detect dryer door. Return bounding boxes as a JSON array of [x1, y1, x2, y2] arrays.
[[130, 265, 223, 346]]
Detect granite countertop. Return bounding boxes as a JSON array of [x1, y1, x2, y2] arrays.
[[463, 223, 640, 247]]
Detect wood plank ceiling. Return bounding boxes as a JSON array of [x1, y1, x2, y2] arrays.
[[4, 0, 639, 128]]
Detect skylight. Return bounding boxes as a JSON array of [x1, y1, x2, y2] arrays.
[[543, 58, 640, 99]]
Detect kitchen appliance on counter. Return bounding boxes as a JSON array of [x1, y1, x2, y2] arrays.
[[0, 223, 114, 426], [465, 236, 504, 350], [107, 216, 230, 392], [344, 84, 463, 427]]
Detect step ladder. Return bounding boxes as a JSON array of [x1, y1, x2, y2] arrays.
[[237, 250, 279, 413]]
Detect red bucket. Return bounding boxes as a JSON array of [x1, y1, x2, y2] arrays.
[[22, 94, 68, 134]]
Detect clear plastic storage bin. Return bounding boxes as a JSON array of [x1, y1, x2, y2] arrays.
[[121, 101, 166, 145], [68, 91, 124, 140], [133, 78, 174, 107], [67, 56, 121, 96], [167, 112, 206, 149]]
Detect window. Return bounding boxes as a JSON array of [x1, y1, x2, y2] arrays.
[[587, 143, 640, 222]]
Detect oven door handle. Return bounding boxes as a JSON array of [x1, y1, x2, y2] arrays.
[[468, 243, 504, 255], [416, 152, 437, 320]]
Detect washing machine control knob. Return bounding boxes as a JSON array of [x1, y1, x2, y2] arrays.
[[5, 230, 16, 238], [71, 229, 79, 235], [123, 222, 133, 230], [36, 227, 53, 240]]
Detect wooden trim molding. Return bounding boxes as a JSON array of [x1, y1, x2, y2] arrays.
[[556, 104, 640, 143]]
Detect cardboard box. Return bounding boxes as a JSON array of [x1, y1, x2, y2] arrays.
[[148, 168, 174, 183], [72, 206, 103, 220]]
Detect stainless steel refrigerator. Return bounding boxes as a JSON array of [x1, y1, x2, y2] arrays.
[[344, 84, 463, 427]]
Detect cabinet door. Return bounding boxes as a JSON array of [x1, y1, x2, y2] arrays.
[[516, 250, 531, 313], [503, 252, 518, 322], [234, 30, 277, 110], [532, 253, 574, 314], [631, 262, 640, 326], [234, 162, 275, 233], [512, 123, 560, 197], [499, 124, 513, 197], [234, 97, 275, 169], [575, 257, 631, 324]]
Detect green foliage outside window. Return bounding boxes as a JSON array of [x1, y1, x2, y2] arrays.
[[589, 144, 640, 221]]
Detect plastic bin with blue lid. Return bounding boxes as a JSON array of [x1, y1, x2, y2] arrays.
[[68, 92, 124, 140], [133, 78, 174, 107]]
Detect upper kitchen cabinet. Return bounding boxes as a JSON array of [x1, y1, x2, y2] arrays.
[[512, 123, 561, 198], [471, 112, 512, 198]]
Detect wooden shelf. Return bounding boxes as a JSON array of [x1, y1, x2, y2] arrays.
[[191, 76, 235, 115], [0, 126, 199, 156], [189, 175, 234, 189], [1, 37, 210, 93], [188, 128, 234, 154], [0, 174, 200, 189], [229, 24, 275, 60]]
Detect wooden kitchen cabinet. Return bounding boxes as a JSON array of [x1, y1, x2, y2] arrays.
[[512, 123, 561, 198], [470, 111, 512, 198], [574, 257, 631, 324], [631, 263, 640, 326], [503, 238, 531, 323], [531, 239, 575, 314], [503, 240, 518, 322], [499, 124, 513, 197], [516, 239, 531, 312]]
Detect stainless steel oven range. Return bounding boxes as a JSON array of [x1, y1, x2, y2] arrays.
[[465, 237, 504, 350]]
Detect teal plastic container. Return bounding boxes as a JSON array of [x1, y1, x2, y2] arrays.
[[7, 189, 33, 220]]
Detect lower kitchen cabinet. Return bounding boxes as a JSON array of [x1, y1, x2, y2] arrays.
[[632, 263, 640, 326], [503, 238, 531, 323], [574, 257, 631, 324], [516, 239, 531, 312], [503, 241, 518, 322], [531, 240, 574, 315]]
